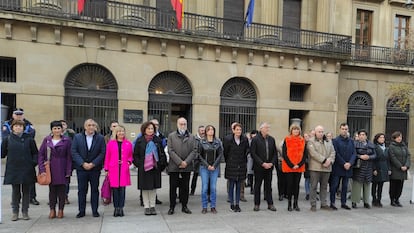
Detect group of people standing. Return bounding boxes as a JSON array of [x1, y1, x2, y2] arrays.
[[1, 108, 411, 221]]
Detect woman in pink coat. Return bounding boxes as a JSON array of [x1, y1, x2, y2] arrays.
[[104, 125, 133, 217]]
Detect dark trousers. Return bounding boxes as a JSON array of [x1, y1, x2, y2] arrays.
[[190, 171, 198, 193], [30, 183, 36, 199], [76, 169, 101, 214], [12, 184, 31, 214], [389, 179, 404, 201], [112, 187, 126, 208], [275, 165, 287, 197], [285, 172, 301, 200], [49, 184, 66, 210], [169, 172, 191, 209], [254, 169, 273, 205], [372, 181, 384, 201], [330, 175, 349, 205]]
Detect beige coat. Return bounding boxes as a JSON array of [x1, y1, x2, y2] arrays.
[[307, 138, 335, 172]]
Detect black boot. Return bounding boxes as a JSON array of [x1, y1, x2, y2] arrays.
[[288, 199, 292, 211], [247, 174, 253, 188], [293, 199, 300, 211]]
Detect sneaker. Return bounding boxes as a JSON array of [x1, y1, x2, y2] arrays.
[[144, 208, 151, 216], [150, 207, 157, 215], [22, 212, 30, 220], [11, 213, 18, 221]]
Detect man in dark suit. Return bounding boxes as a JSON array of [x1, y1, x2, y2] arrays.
[[72, 119, 106, 218], [251, 122, 277, 212]]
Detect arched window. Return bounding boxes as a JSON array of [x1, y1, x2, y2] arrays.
[[64, 63, 118, 135], [347, 91, 373, 137], [219, 77, 257, 139], [386, 98, 409, 144], [148, 71, 192, 134]]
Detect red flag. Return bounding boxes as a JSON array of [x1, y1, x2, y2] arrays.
[[78, 0, 85, 14], [171, 0, 183, 29]]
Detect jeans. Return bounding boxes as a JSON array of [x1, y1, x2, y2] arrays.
[[228, 179, 241, 205], [305, 177, 310, 195], [199, 166, 219, 208]]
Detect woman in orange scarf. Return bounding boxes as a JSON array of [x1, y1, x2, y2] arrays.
[[282, 124, 306, 211]]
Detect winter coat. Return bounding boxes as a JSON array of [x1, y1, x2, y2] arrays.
[[38, 135, 72, 185], [167, 130, 197, 173], [71, 132, 106, 171], [223, 134, 249, 180], [281, 135, 306, 173], [307, 137, 335, 172], [104, 139, 133, 188], [332, 135, 357, 178], [251, 132, 277, 172], [133, 136, 167, 190], [2, 133, 38, 185], [388, 141, 411, 180], [372, 144, 390, 183], [353, 140, 376, 183]]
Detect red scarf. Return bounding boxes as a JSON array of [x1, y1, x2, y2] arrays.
[[144, 134, 154, 142]]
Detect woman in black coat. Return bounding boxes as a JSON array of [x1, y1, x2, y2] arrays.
[[388, 131, 411, 207], [372, 133, 390, 207], [1, 120, 38, 221], [133, 121, 167, 215], [224, 123, 249, 212]]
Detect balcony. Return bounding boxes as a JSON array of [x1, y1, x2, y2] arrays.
[[0, 0, 351, 57], [351, 44, 414, 66]]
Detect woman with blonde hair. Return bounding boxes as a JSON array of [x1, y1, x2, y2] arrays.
[[104, 125, 133, 217], [282, 124, 306, 211]]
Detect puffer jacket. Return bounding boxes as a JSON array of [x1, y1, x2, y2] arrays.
[[353, 140, 376, 183], [389, 141, 411, 180], [223, 134, 249, 180]]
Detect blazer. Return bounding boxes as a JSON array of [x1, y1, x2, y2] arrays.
[[72, 132, 106, 171], [251, 132, 277, 172]]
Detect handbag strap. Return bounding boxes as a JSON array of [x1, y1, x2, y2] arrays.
[[47, 147, 51, 161]]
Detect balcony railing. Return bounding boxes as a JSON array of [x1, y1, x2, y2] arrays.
[[0, 0, 352, 56], [351, 44, 414, 66]]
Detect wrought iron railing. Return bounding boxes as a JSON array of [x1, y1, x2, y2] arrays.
[[351, 44, 414, 66], [0, 0, 352, 56]]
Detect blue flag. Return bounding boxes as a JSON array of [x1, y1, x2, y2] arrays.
[[245, 0, 255, 27]]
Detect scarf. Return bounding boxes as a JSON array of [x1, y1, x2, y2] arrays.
[[144, 139, 159, 171]]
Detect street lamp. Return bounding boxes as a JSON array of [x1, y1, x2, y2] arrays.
[[405, 0, 414, 10]]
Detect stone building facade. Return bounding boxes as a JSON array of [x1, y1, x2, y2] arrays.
[[0, 0, 413, 149]]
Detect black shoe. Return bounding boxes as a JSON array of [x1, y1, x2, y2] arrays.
[[144, 208, 151, 216], [189, 190, 195, 196], [293, 201, 300, 211], [363, 203, 371, 209], [30, 198, 39, 205], [279, 195, 284, 201], [167, 208, 175, 215], [330, 204, 338, 210], [352, 202, 357, 209], [93, 212, 100, 217], [156, 199, 162, 205], [230, 204, 235, 211], [253, 205, 260, 211], [182, 206, 192, 214], [341, 204, 351, 210], [140, 200, 144, 207], [395, 200, 403, 207], [391, 199, 397, 207], [114, 208, 119, 217], [378, 201, 383, 208], [150, 207, 157, 215], [76, 212, 85, 218], [119, 208, 124, 217], [288, 200, 292, 211], [305, 194, 309, 200], [234, 205, 241, 212]]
